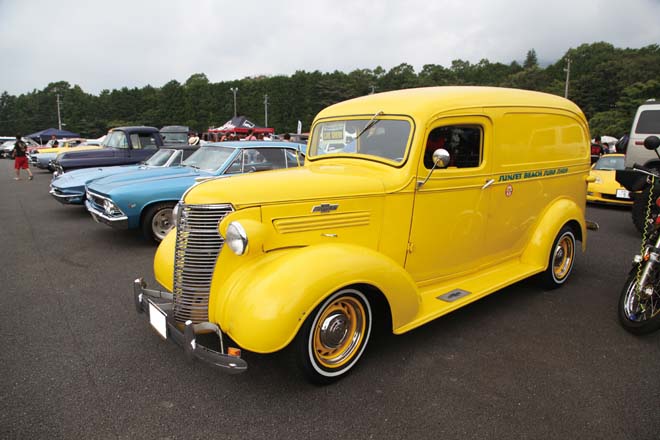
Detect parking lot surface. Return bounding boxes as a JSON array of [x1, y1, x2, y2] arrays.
[[1, 160, 659, 439]]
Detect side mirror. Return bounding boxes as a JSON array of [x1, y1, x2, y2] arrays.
[[643, 136, 660, 151], [432, 148, 451, 168]]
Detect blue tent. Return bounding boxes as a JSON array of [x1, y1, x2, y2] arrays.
[[26, 128, 80, 144]]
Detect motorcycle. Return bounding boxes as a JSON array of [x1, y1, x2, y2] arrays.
[[618, 135, 660, 334]]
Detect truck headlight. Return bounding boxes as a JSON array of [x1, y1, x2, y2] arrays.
[[226, 222, 248, 256]]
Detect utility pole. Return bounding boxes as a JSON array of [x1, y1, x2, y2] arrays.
[[264, 94, 269, 128], [564, 57, 571, 99], [56, 93, 62, 130], [230, 87, 238, 118]]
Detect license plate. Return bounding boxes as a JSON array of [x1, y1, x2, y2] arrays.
[[616, 189, 631, 199], [149, 302, 168, 339]]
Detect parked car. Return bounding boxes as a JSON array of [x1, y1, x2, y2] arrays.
[[85, 141, 305, 242], [160, 125, 189, 145], [29, 139, 99, 170], [133, 86, 591, 383], [52, 126, 169, 175], [587, 153, 632, 206], [50, 146, 200, 205], [1, 138, 38, 158]]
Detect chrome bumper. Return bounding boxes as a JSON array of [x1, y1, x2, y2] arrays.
[[85, 199, 128, 228], [133, 278, 247, 374], [49, 187, 85, 205]]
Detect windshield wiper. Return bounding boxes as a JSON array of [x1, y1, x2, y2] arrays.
[[355, 110, 384, 141]]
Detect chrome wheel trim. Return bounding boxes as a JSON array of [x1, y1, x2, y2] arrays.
[[552, 232, 575, 282]]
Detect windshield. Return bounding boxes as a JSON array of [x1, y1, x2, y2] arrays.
[[161, 132, 188, 144], [183, 146, 234, 172], [144, 149, 179, 166], [309, 118, 411, 163], [594, 155, 625, 170]]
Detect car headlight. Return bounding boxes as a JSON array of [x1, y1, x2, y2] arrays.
[[103, 199, 121, 216], [225, 222, 248, 256]]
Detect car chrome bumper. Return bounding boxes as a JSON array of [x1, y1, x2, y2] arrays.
[[133, 278, 247, 374], [49, 187, 85, 205], [85, 199, 128, 228]]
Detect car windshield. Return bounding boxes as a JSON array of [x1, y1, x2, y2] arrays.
[[594, 155, 625, 170], [144, 149, 179, 166], [161, 132, 188, 144], [182, 146, 234, 172], [309, 118, 411, 163]]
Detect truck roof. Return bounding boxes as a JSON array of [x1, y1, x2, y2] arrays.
[[315, 86, 585, 122]]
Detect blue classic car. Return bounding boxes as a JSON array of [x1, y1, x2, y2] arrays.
[[84, 141, 305, 242], [49, 147, 199, 205]]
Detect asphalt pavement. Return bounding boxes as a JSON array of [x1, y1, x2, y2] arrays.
[[1, 159, 659, 439]]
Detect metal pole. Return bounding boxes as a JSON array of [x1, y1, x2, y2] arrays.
[[57, 93, 62, 130], [264, 94, 268, 127], [230, 87, 238, 118], [564, 57, 571, 99]]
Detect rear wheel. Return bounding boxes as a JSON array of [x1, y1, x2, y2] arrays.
[[539, 225, 576, 289], [295, 288, 372, 385], [141, 202, 176, 243]]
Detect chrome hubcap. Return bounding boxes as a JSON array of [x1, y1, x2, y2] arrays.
[[319, 312, 349, 349]]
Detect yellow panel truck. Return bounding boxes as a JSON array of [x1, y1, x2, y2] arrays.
[[134, 86, 591, 384]]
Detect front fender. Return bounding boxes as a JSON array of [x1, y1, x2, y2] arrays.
[[520, 197, 586, 269], [210, 243, 420, 354], [153, 227, 176, 290]]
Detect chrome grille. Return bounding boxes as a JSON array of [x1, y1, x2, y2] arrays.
[[172, 203, 233, 324]]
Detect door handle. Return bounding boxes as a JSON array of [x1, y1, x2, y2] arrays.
[[482, 179, 495, 190]]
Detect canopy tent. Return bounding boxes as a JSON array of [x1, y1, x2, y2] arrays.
[[26, 128, 81, 144], [205, 116, 274, 141]]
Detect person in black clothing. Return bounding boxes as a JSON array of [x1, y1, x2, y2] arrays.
[[12, 136, 33, 180]]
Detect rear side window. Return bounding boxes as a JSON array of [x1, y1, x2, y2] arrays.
[[130, 133, 158, 150], [635, 110, 660, 134]]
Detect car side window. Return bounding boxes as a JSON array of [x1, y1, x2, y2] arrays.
[[424, 125, 482, 169], [131, 134, 158, 150], [108, 132, 128, 149]]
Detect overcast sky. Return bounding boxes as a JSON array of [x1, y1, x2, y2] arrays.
[[1, 0, 659, 96]]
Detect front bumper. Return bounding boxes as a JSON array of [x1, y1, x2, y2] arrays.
[[49, 187, 85, 205], [85, 198, 128, 228], [133, 278, 247, 373]]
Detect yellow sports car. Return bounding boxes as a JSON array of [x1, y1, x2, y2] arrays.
[[587, 154, 633, 206]]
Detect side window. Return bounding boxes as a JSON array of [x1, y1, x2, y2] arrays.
[[424, 125, 482, 169], [131, 134, 158, 150], [113, 132, 129, 149]]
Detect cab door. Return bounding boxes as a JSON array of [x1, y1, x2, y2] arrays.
[[404, 116, 493, 283]]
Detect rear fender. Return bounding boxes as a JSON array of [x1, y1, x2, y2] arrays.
[[211, 243, 420, 354], [521, 198, 586, 268]]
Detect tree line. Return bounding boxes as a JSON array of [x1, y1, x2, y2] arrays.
[[1, 42, 658, 140]]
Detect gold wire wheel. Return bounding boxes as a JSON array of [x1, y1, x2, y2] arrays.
[[552, 233, 575, 281], [312, 295, 367, 369]]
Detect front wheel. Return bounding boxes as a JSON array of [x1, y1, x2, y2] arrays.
[[618, 270, 660, 334], [141, 202, 176, 243], [295, 288, 372, 385], [539, 225, 576, 289]]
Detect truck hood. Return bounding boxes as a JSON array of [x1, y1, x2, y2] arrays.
[[58, 147, 114, 160], [87, 166, 209, 194], [186, 162, 403, 207]]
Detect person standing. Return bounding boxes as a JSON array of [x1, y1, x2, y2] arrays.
[[12, 136, 33, 180]]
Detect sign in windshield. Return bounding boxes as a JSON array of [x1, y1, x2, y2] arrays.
[[309, 118, 411, 163]]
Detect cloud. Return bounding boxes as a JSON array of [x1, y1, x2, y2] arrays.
[[1, 0, 659, 95]]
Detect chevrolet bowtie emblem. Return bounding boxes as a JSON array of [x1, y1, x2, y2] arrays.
[[312, 203, 339, 213]]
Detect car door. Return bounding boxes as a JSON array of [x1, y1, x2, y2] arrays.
[[404, 116, 493, 283]]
